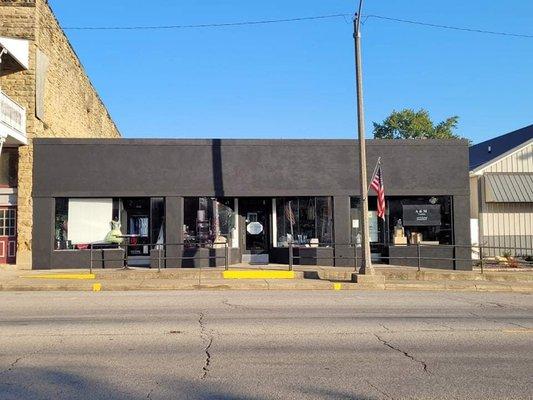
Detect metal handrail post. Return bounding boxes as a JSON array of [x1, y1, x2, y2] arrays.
[[479, 245, 484, 274], [416, 242, 421, 272], [288, 241, 293, 271], [224, 242, 229, 271], [354, 243, 358, 272], [157, 246, 161, 273], [453, 244, 457, 271], [89, 246, 93, 274]]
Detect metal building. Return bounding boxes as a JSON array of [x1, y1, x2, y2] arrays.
[[470, 124, 533, 256]]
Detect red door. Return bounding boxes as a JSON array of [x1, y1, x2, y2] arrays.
[[0, 207, 16, 264]]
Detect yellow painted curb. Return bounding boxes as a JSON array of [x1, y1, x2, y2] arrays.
[[21, 274, 96, 280], [333, 283, 342, 291], [223, 270, 295, 280], [92, 283, 102, 292]]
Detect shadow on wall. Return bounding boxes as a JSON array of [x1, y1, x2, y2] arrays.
[[0, 367, 377, 400], [212, 139, 225, 197]]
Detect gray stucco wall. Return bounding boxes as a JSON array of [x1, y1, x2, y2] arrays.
[[32, 138, 470, 270], [33, 138, 469, 198]]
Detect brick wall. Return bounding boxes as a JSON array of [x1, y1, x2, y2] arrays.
[[0, 0, 121, 268]]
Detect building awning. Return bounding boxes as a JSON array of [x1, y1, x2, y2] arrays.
[[0, 36, 29, 76], [485, 173, 533, 202]]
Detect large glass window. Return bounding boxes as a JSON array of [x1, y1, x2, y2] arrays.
[[351, 196, 454, 246], [276, 197, 333, 247], [183, 197, 236, 247], [387, 196, 453, 245], [54, 197, 166, 251], [351, 196, 453, 246], [54, 198, 113, 250]]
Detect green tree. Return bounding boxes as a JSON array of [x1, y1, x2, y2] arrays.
[[373, 109, 461, 139]]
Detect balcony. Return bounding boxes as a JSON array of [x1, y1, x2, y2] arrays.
[[0, 90, 27, 145]]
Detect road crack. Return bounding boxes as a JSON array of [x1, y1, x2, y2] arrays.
[[198, 312, 214, 379], [146, 382, 159, 399], [364, 379, 395, 399], [222, 299, 247, 310], [469, 311, 528, 329], [374, 334, 430, 375], [379, 323, 391, 332], [1, 357, 22, 375]]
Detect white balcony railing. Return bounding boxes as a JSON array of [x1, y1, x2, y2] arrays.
[[0, 90, 26, 141]]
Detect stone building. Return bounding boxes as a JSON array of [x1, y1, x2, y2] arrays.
[[0, 0, 121, 268]]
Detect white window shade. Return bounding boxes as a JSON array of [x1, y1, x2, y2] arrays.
[[68, 199, 113, 245]]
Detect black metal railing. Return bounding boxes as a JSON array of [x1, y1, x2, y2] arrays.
[[285, 241, 533, 273], [86, 240, 533, 274], [89, 241, 230, 274]]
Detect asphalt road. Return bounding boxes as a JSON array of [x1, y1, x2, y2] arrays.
[[0, 290, 531, 400]]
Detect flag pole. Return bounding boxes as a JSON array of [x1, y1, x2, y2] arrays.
[[353, 0, 374, 275], [367, 157, 382, 193]]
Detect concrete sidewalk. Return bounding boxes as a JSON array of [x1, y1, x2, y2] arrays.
[[1, 265, 532, 292]]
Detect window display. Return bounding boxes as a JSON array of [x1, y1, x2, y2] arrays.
[[276, 197, 333, 247], [183, 197, 236, 247], [54, 197, 166, 251], [351, 196, 453, 245], [388, 196, 453, 244]]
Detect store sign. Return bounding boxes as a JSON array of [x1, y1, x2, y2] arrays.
[[247, 222, 263, 235], [402, 204, 441, 226]]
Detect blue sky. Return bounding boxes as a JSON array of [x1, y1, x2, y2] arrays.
[[48, 0, 532, 144]]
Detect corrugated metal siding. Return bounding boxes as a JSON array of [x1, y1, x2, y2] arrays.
[[479, 142, 533, 256], [481, 202, 533, 255], [484, 173, 533, 202], [483, 142, 533, 173]]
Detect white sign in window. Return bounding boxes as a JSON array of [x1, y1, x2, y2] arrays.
[[68, 198, 113, 245]]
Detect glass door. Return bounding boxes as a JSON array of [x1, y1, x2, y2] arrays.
[[240, 198, 270, 253]]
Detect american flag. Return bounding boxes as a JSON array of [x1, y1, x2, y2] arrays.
[[370, 164, 386, 219]]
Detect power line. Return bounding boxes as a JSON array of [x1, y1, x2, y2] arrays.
[[60, 13, 351, 30], [13, 11, 533, 39], [364, 14, 533, 39]]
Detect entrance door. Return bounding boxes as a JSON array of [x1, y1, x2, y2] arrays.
[[0, 207, 16, 264], [240, 198, 270, 254]]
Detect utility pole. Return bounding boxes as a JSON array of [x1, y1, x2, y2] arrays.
[[353, 0, 374, 275]]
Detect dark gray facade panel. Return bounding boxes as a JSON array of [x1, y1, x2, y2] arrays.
[[33, 139, 469, 198], [164, 197, 183, 268], [452, 194, 471, 270], [32, 197, 53, 270], [333, 196, 353, 267]]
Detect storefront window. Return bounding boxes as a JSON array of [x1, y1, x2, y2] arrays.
[[55, 198, 68, 249], [54, 198, 113, 250], [54, 197, 166, 251], [183, 197, 236, 247], [387, 196, 453, 245], [276, 197, 333, 247], [351, 196, 453, 246]]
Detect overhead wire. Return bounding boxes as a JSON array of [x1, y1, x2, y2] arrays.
[[10, 11, 532, 39]]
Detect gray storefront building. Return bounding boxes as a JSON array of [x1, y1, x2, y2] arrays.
[[32, 138, 471, 270]]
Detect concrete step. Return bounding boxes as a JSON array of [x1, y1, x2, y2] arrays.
[[241, 254, 269, 264]]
